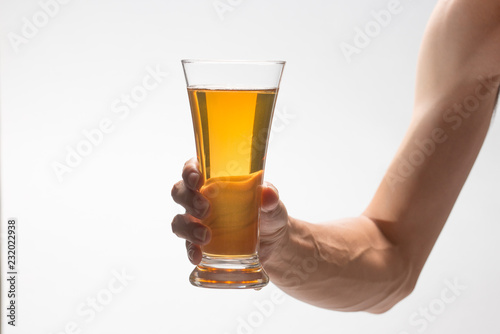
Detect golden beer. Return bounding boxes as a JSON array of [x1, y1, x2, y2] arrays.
[[188, 89, 277, 256]]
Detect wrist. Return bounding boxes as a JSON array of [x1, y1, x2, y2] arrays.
[[262, 217, 305, 280]]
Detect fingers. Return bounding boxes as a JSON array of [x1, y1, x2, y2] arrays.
[[171, 181, 210, 218], [182, 157, 203, 191], [186, 241, 202, 265], [173, 158, 209, 266], [171, 214, 211, 245]]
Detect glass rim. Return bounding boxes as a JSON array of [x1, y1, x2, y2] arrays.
[[181, 59, 286, 65]]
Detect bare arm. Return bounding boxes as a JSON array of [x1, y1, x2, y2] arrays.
[[172, 0, 500, 313], [264, 0, 500, 313]]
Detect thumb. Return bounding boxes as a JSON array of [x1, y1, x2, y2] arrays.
[[260, 182, 288, 236]]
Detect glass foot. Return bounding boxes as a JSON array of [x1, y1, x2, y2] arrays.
[[189, 254, 269, 289]]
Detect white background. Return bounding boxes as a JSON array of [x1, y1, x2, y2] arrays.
[[1, 0, 499, 333]]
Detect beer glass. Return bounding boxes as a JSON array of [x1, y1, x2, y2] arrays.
[[181, 60, 285, 289]]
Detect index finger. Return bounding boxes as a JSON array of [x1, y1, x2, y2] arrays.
[[182, 157, 203, 191]]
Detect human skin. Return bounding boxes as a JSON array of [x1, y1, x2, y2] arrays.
[[171, 0, 500, 313]]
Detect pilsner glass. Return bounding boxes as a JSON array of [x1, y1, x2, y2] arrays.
[[181, 60, 285, 289]]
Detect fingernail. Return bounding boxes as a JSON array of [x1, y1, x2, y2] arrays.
[[268, 183, 279, 196], [193, 227, 207, 243], [188, 173, 200, 188]]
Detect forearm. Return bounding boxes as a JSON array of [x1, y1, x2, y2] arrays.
[[264, 216, 413, 313]]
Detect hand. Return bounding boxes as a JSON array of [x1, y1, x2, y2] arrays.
[[171, 157, 290, 265]]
